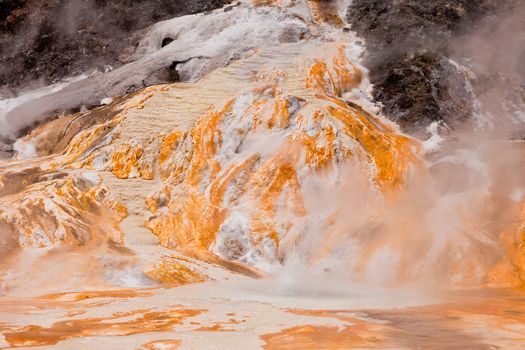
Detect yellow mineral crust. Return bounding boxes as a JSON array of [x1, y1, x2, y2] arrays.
[[63, 117, 122, 160], [145, 184, 227, 251], [307, 0, 345, 27], [159, 131, 188, 181], [488, 201, 525, 286], [325, 104, 420, 189], [144, 46, 421, 267], [252, 0, 281, 7], [252, 0, 344, 27], [0, 40, 424, 286], [111, 143, 144, 179], [0, 177, 126, 249], [144, 256, 207, 286], [57, 86, 165, 172], [3, 307, 204, 347], [305, 46, 363, 96]]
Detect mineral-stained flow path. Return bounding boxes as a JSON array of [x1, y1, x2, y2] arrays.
[[1, 0, 525, 349], [0, 283, 524, 349]]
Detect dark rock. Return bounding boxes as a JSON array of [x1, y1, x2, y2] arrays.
[[161, 37, 174, 47], [168, 62, 181, 82], [0, 0, 232, 95], [371, 51, 474, 134], [347, 0, 495, 61], [347, 0, 498, 134], [0, 0, 27, 32]]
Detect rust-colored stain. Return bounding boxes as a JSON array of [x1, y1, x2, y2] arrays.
[[145, 257, 207, 286], [3, 308, 204, 347], [280, 289, 525, 349], [193, 317, 247, 332], [0, 293, 141, 316], [194, 323, 233, 332], [261, 325, 377, 350], [252, 0, 281, 6], [438, 287, 525, 324], [488, 201, 525, 286], [307, 0, 344, 27], [305, 46, 362, 96], [0, 177, 127, 250], [284, 308, 385, 345], [111, 143, 144, 179], [43, 289, 153, 301], [144, 44, 421, 270], [63, 116, 123, 160], [0, 1, 524, 345]]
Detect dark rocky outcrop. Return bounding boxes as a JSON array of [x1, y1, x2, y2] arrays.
[[0, 0, 27, 32], [347, 0, 495, 59], [370, 51, 475, 133], [0, 0, 232, 97], [346, 0, 501, 134]]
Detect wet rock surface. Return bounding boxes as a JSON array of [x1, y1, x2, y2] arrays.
[[346, 0, 499, 134], [0, 0, 232, 97]]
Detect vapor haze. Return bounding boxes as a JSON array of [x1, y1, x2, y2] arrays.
[[275, 0, 525, 288]]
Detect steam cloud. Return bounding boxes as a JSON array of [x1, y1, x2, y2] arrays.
[[277, 0, 525, 288], [450, 0, 525, 136]]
